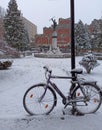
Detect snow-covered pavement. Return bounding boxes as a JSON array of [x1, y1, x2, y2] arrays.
[[0, 56, 102, 130]]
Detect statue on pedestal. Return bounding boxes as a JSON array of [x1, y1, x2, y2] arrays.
[[47, 17, 61, 55], [51, 18, 57, 31]]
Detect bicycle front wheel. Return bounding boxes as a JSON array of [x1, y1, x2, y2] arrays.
[[23, 84, 57, 115], [72, 83, 102, 114]]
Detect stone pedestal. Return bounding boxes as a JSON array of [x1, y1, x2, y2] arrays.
[[52, 31, 57, 50], [47, 30, 61, 54]]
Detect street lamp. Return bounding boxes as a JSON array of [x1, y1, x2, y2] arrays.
[[70, 0, 76, 114], [70, 0, 75, 70]]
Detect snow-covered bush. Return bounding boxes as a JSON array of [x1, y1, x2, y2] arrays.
[[79, 53, 100, 73], [0, 60, 13, 70], [0, 40, 20, 58]]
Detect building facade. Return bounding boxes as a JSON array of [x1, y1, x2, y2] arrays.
[[22, 17, 37, 42]]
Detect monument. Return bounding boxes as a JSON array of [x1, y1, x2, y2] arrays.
[[47, 18, 61, 55], [34, 18, 71, 58]]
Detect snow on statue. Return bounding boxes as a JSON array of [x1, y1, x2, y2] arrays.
[[79, 53, 100, 73]]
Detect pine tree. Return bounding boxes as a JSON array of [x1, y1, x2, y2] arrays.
[[3, 0, 29, 51], [100, 19, 102, 48], [90, 19, 102, 51], [75, 20, 91, 53]]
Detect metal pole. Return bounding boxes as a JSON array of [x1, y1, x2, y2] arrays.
[[70, 0, 75, 70], [70, 0, 76, 115]]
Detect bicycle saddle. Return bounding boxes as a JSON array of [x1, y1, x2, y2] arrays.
[[71, 68, 83, 74]]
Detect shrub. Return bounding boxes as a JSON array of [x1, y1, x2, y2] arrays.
[[79, 53, 100, 73], [0, 60, 13, 70]]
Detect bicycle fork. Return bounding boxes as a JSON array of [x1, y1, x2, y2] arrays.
[[38, 84, 48, 102]]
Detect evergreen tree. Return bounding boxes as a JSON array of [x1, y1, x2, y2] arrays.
[[3, 0, 29, 51], [84, 24, 91, 48], [100, 19, 102, 48], [75, 20, 91, 53], [91, 19, 102, 50]]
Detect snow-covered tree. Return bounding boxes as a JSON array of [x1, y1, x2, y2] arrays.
[[100, 19, 102, 48], [90, 19, 102, 50], [75, 20, 91, 53], [3, 0, 29, 51]]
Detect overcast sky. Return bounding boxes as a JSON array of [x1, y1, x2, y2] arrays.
[[0, 0, 102, 33]]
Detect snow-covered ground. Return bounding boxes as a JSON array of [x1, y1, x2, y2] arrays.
[[0, 56, 102, 130]]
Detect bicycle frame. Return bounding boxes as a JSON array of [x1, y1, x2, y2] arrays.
[[45, 74, 76, 102], [41, 66, 89, 105]]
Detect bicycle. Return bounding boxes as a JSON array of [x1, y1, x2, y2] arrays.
[[23, 66, 102, 115]]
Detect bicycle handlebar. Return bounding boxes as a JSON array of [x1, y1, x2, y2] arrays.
[[43, 66, 52, 74], [43, 66, 52, 79], [43, 66, 48, 71]]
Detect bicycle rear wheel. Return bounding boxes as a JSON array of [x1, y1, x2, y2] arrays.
[[23, 83, 57, 115], [72, 83, 102, 114]]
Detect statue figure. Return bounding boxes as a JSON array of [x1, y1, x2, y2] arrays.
[[51, 18, 57, 31]]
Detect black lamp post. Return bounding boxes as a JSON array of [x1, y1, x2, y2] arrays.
[[70, 0, 75, 70], [70, 0, 76, 114]]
